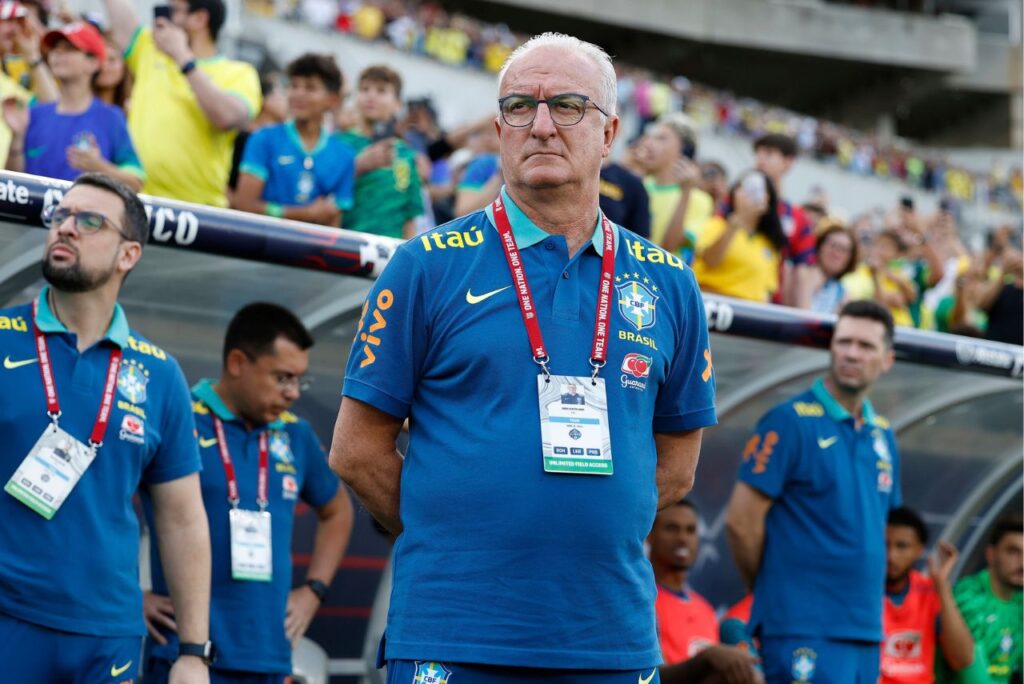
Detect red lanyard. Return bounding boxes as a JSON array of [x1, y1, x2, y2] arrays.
[[32, 298, 122, 448], [212, 416, 269, 510], [491, 196, 615, 378]]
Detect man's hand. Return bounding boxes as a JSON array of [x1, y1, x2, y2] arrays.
[[153, 17, 192, 67], [66, 140, 105, 172], [2, 97, 28, 139], [355, 140, 395, 175], [928, 540, 959, 589], [14, 14, 43, 61], [699, 645, 763, 684], [284, 586, 320, 646], [303, 196, 340, 225], [168, 655, 209, 684], [143, 591, 178, 645], [669, 157, 701, 191]]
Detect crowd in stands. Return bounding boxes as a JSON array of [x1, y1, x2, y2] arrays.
[[249, 0, 1023, 215], [0, 0, 1019, 346]]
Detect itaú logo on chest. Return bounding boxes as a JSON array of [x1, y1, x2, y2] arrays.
[[885, 631, 922, 658]]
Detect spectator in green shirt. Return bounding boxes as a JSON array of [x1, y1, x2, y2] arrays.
[[337, 65, 423, 239]]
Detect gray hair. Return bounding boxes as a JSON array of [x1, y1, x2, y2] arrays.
[[497, 32, 617, 116]]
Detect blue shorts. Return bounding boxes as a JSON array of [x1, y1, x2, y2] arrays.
[[386, 660, 661, 684], [144, 655, 288, 684], [0, 611, 141, 684], [759, 636, 880, 684]]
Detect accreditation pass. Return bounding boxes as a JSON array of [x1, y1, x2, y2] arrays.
[[538, 374, 613, 475]]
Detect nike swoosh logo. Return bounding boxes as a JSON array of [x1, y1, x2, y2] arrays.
[[199, 437, 218, 448], [3, 355, 37, 370], [278, 155, 295, 164], [465, 286, 511, 305], [26, 146, 45, 159], [639, 668, 656, 684], [818, 436, 838, 449], [110, 661, 132, 677]]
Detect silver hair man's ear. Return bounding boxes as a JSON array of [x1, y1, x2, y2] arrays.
[[496, 32, 617, 117]]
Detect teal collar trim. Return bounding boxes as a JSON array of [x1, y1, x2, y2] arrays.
[[35, 285, 130, 347], [811, 378, 877, 426], [192, 378, 285, 429], [484, 186, 619, 256], [285, 119, 329, 157]]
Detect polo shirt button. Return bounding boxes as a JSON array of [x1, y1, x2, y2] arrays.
[[562, 271, 570, 279], [545, 242, 555, 251]]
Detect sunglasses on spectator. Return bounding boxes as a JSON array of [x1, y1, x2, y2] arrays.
[[498, 93, 608, 128]]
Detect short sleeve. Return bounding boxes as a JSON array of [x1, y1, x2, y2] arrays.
[[123, 27, 153, 75], [694, 216, 727, 255], [214, 62, 262, 122], [332, 143, 357, 211], [458, 155, 498, 191], [298, 423, 340, 509], [652, 268, 717, 433], [341, 245, 428, 418], [736, 405, 799, 499], [238, 128, 272, 182], [110, 109, 145, 179], [143, 360, 202, 485]]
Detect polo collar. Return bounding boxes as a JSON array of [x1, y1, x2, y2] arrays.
[[285, 119, 329, 157], [811, 378, 878, 426], [35, 285, 130, 348], [484, 186, 619, 256], [192, 378, 286, 429]]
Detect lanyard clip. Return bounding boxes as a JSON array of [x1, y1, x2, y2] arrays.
[[257, 499, 268, 513], [533, 354, 552, 382], [229, 497, 240, 509], [47, 410, 61, 428], [589, 358, 605, 384]]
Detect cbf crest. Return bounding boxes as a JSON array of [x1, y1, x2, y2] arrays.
[[269, 431, 293, 464], [616, 274, 658, 331], [413, 661, 452, 684], [791, 647, 817, 682], [116, 359, 149, 404]]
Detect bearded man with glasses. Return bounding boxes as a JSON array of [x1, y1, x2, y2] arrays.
[[0, 173, 213, 684], [333, 33, 718, 684]]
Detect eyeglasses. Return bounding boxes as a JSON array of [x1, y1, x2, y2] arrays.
[[273, 372, 313, 393], [44, 205, 132, 240], [498, 93, 609, 128]]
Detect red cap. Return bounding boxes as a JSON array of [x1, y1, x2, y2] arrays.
[[42, 22, 106, 62]]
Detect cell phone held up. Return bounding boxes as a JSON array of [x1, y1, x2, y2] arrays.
[[153, 5, 172, 21], [741, 172, 767, 204], [371, 119, 397, 142]]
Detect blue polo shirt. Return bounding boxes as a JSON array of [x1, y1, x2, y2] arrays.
[[740, 378, 902, 642], [142, 379, 339, 674], [239, 121, 356, 211], [342, 187, 717, 669], [0, 288, 199, 636]]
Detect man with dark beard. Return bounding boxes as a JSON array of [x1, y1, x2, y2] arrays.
[[725, 300, 901, 683], [0, 173, 213, 683]]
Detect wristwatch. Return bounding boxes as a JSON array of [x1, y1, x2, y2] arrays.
[[178, 641, 216, 666], [305, 578, 329, 602]]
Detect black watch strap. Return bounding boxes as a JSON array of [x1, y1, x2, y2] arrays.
[[178, 641, 215, 666], [306, 578, 329, 602]]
